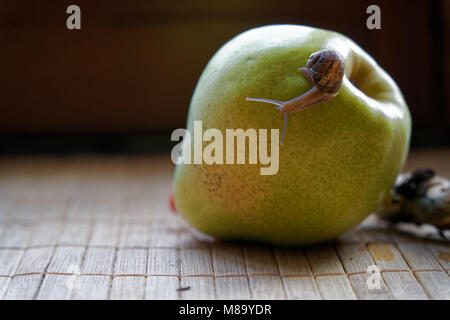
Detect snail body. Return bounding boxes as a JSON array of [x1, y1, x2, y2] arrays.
[[246, 49, 345, 144]]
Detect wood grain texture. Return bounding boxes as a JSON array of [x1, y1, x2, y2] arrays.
[[119, 221, 150, 248], [111, 276, 146, 300], [27, 221, 63, 247], [367, 243, 410, 271], [348, 274, 393, 300], [0, 249, 24, 276], [0, 277, 11, 299], [179, 277, 215, 300], [212, 244, 247, 277], [248, 276, 286, 300], [89, 219, 121, 247], [181, 248, 214, 276], [429, 243, 450, 271], [36, 275, 75, 300], [382, 272, 428, 299], [306, 245, 346, 275], [397, 243, 444, 271], [336, 244, 375, 274], [114, 249, 148, 276], [46, 246, 85, 274], [146, 276, 179, 300], [0, 222, 32, 249], [215, 277, 251, 300], [74, 276, 112, 300], [274, 248, 312, 276], [0, 152, 449, 300], [15, 247, 54, 275], [415, 271, 450, 300], [58, 220, 92, 247], [281, 277, 321, 300], [3, 275, 42, 299], [81, 247, 116, 275], [244, 246, 279, 276], [315, 275, 357, 300], [147, 248, 179, 276], [148, 225, 180, 248]]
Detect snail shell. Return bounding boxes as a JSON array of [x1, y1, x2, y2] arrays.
[[305, 49, 345, 94]]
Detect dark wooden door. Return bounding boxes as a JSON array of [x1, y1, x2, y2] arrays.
[[0, 0, 448, 147]]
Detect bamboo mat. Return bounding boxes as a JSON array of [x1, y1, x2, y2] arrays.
[[0, 150, 449, 300]]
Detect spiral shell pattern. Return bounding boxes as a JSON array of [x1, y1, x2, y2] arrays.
[[306, 49, 344, 94]]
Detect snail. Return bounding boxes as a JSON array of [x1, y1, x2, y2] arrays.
[[246, 49, 345, 145]]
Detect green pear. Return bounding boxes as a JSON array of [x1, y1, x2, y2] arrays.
[[173, 25, 411, 245]]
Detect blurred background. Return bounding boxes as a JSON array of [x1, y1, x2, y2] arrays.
[[0, 0, 448, 154]]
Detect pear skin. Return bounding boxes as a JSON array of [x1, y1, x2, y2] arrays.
[[173, 25, 411, 246]]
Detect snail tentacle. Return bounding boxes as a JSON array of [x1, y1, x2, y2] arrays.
[[281, 113, 289, 145], [245, 97, 284, 107]]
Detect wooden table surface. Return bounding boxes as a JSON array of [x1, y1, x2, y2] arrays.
[[0, 149, 449, 300]]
